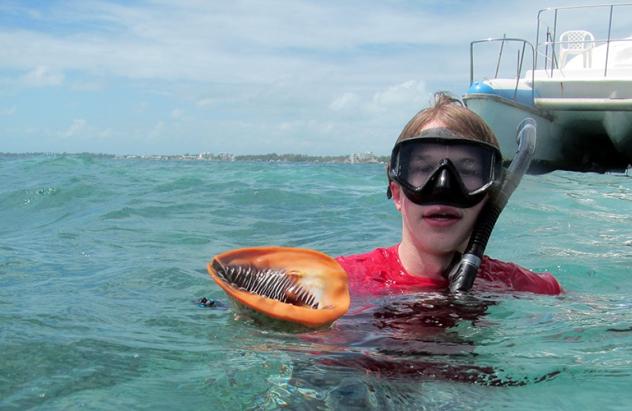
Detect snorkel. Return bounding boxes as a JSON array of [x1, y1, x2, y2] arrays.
[[446, 118, 537, 292]]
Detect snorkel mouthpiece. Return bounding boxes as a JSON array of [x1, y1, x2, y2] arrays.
[[447, 118, 537, 292]]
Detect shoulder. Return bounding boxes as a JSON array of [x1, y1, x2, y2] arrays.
[[336, 245, 398, 265], [335, 245, 399, 278], [336, 245, 448, 296], [476, 256, 563, 295], [335, 245, 402, 293]]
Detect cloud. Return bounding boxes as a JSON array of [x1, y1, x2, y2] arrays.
[[329, 92, 359, 111], [1, 0, 619, 155], [0, 1, 554, 84], [196, 98, 214, 107], [63, 119, 87, 138], [277, 118, 334, 135], [149, 121, 165, 138], [279, 121, 293, 131], [0, 106, 15, 116], [170, 108, 183, 119], [371, 80, 428, 110], [70, 80, 105, 92], [98, 129, 112, 139], [329, 81, 428, 113], [22, 66, 64, 87]]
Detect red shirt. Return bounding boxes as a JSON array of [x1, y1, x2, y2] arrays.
[[335, 244, 562, 296]]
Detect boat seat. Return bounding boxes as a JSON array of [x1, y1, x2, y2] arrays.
[[559, 30, 595, 68]]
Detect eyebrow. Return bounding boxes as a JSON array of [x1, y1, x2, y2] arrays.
[[411, 152, 479, 163], [410, 153, 435, 161]]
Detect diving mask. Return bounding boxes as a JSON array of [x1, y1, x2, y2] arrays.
[[387, 128, 502, 208]]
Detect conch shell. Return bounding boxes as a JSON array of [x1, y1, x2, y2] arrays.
[[208, 246, 350, 328]]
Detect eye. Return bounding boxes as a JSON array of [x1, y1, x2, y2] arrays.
[[405, 160, 435, 186], [412, 163, 435, 174], [457, 159, 482, 177]]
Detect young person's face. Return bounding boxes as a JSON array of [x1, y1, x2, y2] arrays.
[[391, 119, 487, 255]]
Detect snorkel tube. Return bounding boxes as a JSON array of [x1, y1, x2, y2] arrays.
[[446, 118, 537, 292]]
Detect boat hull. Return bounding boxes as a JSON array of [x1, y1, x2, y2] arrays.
[[464, 93, 631, 171], [604, 110, 632, 160], [464, 93, 566, 171]]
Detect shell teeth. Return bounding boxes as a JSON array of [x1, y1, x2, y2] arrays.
[[216, 263, 319, 308]]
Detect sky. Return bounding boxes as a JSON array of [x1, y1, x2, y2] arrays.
[[0, 0, 624, 155]]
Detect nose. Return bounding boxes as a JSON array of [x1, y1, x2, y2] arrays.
[[435, 162, 455, 191]]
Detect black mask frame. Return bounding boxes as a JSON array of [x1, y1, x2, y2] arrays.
[[387, 136, 502, 208]]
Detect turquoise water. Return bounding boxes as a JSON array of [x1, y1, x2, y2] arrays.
[[1, 154, 631, 410]]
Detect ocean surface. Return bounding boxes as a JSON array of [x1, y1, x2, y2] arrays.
[[1, 153, 631, 410]]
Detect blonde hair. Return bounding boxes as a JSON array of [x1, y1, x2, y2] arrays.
[[395, 92, 499, 148]]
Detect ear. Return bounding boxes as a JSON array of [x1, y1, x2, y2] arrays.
[[390, 181, 402, 212]]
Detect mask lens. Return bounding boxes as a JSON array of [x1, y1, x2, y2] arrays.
[[394, 139, 497, 194]]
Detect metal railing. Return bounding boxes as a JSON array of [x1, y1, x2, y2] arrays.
[[469, 37, 536, 103], [536, 3, 632, 77]]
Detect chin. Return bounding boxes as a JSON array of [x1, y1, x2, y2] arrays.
[[421, 239, 464, 255], [435, 232, 471, 249]]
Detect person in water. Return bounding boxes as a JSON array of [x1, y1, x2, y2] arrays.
[[336, 92, 561, 296]]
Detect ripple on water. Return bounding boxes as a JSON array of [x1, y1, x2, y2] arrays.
[[1, 157, 632, 409]]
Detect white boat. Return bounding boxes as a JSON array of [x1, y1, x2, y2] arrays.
[[463, 3, 632, 172]]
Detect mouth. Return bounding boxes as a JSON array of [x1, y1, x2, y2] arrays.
[[422, 206, 463, 222]]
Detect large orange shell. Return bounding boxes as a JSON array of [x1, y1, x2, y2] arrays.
[[208, 246, 350, 328]]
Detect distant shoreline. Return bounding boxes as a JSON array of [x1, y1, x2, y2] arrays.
[[0, 151, 389, 164]]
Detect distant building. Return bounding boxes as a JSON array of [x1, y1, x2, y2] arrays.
[[348, 152, 379, 164], [216, 153, 235, 161]]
